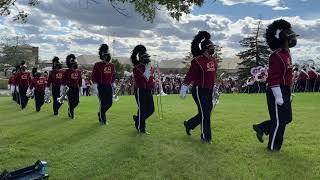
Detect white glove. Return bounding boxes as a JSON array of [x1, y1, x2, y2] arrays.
[[60, 85, 65, 97], [143, 63, 151, 80], [45, 87, 50, 96], [10, 85, 15, 94], [16, 86, 19, 93], [26, 88, 32, 97], [92, 83, 98, 95], [271, 86, 284, 106], [7, 84, 10, 90], [112, 83, 116, 89], [179, 85, 188, 99], [291, 94, 295, 102]]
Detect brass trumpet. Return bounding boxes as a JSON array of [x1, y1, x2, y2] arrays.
[[26, 88, 34, 99], [44, 93, 51, 104], [57, 86, 69, 104], [113, 86, 120, 102]]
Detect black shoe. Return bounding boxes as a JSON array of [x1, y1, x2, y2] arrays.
[[68, 110, 74, 120], [139, 129, 150, 135], [201, 138, 212, 144], [253, 124, 264, 143], [200, 134, 212, 143], [267, 147, 280, 152], [183, 121, 191, 136]]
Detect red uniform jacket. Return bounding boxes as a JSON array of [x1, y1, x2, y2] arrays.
[[298, 70, 309, 81], [62, 69, 82, 88], [16, 71, 32, 88], [8, 75, 16, 85], [267, 49, 293, 87], [308, 70, 318, 79], [183, 55, 218, 89], [47, 69, 65, 87], [133, 64, 155, 90], [91, 62, 116, 85], [30, 77, 46, 92]]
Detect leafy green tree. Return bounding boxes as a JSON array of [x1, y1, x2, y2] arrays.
[[112, 58, 124, 79], [0, 0, 211, 23], [0, 45, 33, 66], [0, 0, 39, 23], [124, 64, 132, 72]]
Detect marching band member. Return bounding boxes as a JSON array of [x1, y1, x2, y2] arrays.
[[131, 45, 155, 134], [46, 57, 65, 116], [297, 68, 309, 92], [253, 19, 298, 151], [307, 67, 318, 92], [61, 54, 82, 119], [246, 76, 256, 93], [30, 68, 46, 112], [8, 69, 17, 102], [15, 61, 32, 109], [316, 71, 320, 92], [180, 31, 218, 143], [292, 67, 299, 92], [13, 65, 21, 105], [91, 44, 116, 125]]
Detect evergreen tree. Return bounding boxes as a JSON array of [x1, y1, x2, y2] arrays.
[[237, 21, 271, 82], [112, 58, 124, 79]]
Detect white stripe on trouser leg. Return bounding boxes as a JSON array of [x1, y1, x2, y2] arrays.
[[271, 101, 280, 150], [137, 88, 141, 130], [196, 86, 205, 140]]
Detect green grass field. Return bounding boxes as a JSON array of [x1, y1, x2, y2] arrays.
[[0, 93, 319, 180]]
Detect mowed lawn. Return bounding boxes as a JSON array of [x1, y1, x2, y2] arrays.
[[0, 93, 319, 180]]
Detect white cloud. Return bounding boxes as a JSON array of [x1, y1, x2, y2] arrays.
[[219, 0, 290, 10], [272, 6, 290, 10], [0, 1, 319, 63], [219, 0, 281, 7]]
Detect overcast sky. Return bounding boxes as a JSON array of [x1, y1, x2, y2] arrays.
[[0, 0, 319, 63]]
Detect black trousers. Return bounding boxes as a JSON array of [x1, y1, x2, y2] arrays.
[[15, 90, 20, 104], [82, 88, 86, 96], [315, 80, 320, 92], [98, 84, 113, 123], [185, 86, 213, 141], [67, 87, 80, 119], [297, 80, 307, 92], [19, 86, 29, 109], [52, 86, 62, 115], [308, 78, 316, 92], [34, 90, 45, 112], [259, 82, 266, 93], [257, 86, 292, 150], [86, 86, 90, 96], [134, 88, 154, 131], [12, 89, 17, 102], [248, 85, 254, 94]]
